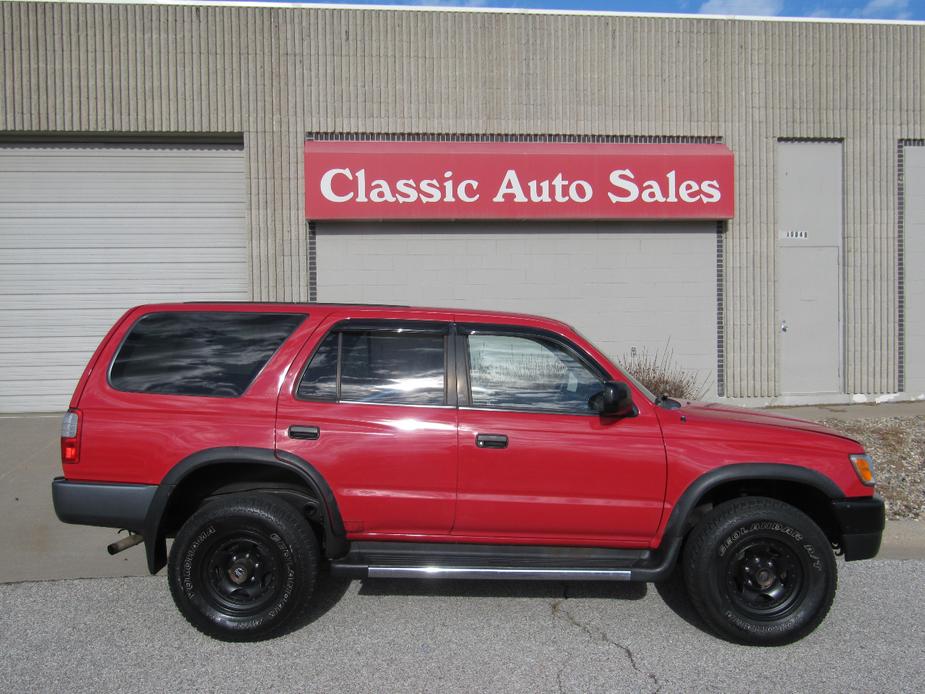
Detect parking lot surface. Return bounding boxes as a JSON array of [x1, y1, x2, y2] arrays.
[[1, 560, 922, 693]]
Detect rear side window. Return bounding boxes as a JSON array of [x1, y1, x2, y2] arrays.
[[110, 312, 305, 397], [297, 329, 447, 406]]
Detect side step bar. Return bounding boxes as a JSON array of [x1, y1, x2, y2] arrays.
[[330, 539, 682, 582], [367, 566, 632, 581]]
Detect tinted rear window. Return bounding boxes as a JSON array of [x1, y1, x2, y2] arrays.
[[110, 312, 304, 397]]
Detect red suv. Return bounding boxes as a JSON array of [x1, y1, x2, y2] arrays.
[[52, 303, 883, 645]]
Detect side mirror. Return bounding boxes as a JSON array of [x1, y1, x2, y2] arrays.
[[592, 381, 636, 417]]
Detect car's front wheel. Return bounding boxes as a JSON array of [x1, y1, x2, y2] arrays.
[[683, 496, 837, 646], [167, 493, 319, 641]]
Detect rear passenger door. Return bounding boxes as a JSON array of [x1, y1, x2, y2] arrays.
[[276, 319, 459, 537]]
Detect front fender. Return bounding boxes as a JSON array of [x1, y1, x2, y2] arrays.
[[659, 463, 844, 541]]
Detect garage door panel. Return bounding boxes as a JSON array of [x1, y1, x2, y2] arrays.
[[0, 202, 242, 219], [0, 261, 249, 279], [0, 352, 96, 369], [316, 223, 718, 397], [0, 172, 245, 202], [0, 220, 245, 246], [2, 378, 89, 396], [0, 150, 244, 173], [2, 365, 91, 381], [0, 338, 101, 354], [0, 143, 248, 412], [0, 289, 249, 310], [1, 247, 247, 264]]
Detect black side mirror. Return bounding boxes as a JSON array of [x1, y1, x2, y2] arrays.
[[591, 381, 636, 417]]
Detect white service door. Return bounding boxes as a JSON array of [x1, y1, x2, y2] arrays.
[[906, 146, 925, 398], [0, 143, 248, 412], [775, 142, 843, 396], [315, 221, 718, 397]]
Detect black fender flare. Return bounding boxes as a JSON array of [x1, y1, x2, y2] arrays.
[[660, 463, 844, 541], [143, 447, 347, 574]]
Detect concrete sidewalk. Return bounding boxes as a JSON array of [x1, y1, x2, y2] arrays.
[[761, 400, 925, 421], [1, 408, 923, 584]]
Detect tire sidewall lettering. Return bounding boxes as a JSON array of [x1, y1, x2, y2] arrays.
[[718, 521, 804, 558]]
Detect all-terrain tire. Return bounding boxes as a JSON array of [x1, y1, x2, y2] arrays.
[[167, 493, 319, 641], [683, 496, 837, 646]]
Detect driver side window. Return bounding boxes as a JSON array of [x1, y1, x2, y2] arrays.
[[466, 333, 602, 414]]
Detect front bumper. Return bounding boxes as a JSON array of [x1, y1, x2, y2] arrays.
[[831, 495, 885, 561], [52, 477, 156, 532]]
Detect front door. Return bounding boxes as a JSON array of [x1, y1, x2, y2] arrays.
[[276, 319, 458, 536], [453, 328, 667, 547]]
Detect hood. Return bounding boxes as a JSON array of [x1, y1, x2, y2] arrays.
[[676, 402, 860, 444]]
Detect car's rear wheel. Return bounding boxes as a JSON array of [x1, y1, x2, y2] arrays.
[[167, 493, 319, 641], [683, 496, 836, 646]]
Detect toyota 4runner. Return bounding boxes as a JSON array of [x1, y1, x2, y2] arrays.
[[52, 303, 884, 645]]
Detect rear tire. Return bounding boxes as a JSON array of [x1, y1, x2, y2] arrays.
[[167, 493, 319, 641], [683, 496, 836, 646]]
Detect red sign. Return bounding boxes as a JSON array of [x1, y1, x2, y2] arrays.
[[304, 140, 734, 221]]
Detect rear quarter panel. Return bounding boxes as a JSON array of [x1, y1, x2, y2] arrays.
[[65, 305, 323, 484]]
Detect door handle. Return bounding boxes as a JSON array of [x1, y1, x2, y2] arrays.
[[476, 433, 508, 449], [288, 425, 320, 440], [781, 320, 788, 333]]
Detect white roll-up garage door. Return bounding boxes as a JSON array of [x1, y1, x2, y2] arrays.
[[0, 143, 248, 413], [315, 221, 718, 397]]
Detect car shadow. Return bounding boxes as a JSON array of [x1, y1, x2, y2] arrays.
[[287, 565, 716, 637], [652, 567, 711, 633], [355, 577, 648, 601], [281, 565, 353, 635]]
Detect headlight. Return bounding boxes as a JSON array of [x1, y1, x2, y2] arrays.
[[849, 454, 876, 487]]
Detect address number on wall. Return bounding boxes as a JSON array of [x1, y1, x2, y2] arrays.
[[780, 230, 809, 240]]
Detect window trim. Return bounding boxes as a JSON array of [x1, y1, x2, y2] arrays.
[[457, 324, 608, 416], [107, 310, 306, 399], [294, 319, 455, 407]]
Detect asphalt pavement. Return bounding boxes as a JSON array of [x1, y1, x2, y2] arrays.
[[1, 560, 923, 693]]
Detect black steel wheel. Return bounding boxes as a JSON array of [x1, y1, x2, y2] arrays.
[[683, 496, 836, 646], [168, 493, 319, 641]]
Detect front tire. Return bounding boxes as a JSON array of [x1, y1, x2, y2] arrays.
[[168, 493, 319, 641], [683, 496, 836, 646]]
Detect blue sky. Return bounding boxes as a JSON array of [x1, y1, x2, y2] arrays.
[[259, 0, 923, 20]]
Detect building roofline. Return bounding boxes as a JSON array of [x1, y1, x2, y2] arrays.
[[15, 0, 925, 27]]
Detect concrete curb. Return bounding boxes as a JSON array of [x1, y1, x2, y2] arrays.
[[877, 520, 925, 560]]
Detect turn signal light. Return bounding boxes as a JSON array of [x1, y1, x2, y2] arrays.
[[61, 409, 81, 465], [849, 454, 875, 487]]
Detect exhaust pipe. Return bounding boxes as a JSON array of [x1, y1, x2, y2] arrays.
[[107, 533, 144, 555]]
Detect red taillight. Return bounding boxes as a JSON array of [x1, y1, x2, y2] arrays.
[[61, 409, 81, 465]]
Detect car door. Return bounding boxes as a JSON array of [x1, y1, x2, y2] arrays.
[[453, 326, 667, 547], [276, 318, 458, 537]]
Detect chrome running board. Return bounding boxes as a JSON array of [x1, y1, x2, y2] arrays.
[[329, 539, 683, 582], [366, 566, 633, 581]]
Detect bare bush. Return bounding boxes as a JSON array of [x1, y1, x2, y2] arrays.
[[620, 343, 710, 401]]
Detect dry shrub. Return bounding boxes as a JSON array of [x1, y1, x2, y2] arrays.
[[620, 343, 710, 401]]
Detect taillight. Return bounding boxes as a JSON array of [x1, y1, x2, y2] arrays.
[[61, 409, 81, 464]]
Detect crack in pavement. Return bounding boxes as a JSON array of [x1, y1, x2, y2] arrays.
[[550, 585, 661, 694]]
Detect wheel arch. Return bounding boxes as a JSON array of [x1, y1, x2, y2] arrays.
[[662, 463, 845, 550], [143, 447, 347, 574]]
